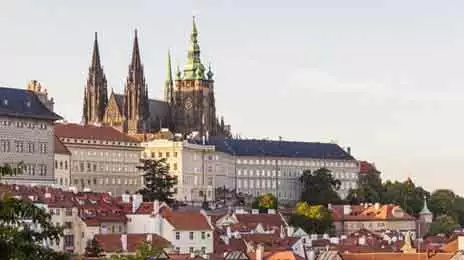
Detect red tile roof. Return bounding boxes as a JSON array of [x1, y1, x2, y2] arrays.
[[234, 213, 286, 232], [162, 211, 212, 231], [331, 204, 415, 221], [341, 252, 454, 260], [54, 123, 138, 142], [54, 135, 71, 155], [94, 233, 171, 253]]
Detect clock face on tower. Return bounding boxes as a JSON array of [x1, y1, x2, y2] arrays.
[[184, 97, 193, 110]]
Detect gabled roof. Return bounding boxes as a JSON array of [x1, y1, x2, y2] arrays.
[[0, 87, 62, 120], [190, 138, 355, 160], [94, 233, 171, 253], [162, 210, 212, 231], [55, 123, 138, 142]]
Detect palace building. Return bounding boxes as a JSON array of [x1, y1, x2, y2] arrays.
[[82, 18, 231, 138]]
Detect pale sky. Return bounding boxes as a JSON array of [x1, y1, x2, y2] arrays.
[[1, 0, 464, 194]]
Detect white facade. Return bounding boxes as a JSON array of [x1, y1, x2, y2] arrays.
[[141, 139, 234, 202], [60, 137, 143, 196], [54, 153, 71, 187], [234, 156, 359, 200], [127, 210, 213, 254], [0, 116, 56, 185]]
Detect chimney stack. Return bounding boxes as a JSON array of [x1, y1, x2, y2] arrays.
[[121, 234, 128, 252]]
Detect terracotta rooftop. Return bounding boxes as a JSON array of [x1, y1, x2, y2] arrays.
[[162, 210, 212, 231], [94, 233, 171, 253], [54, 123, 138, 142], [331, 204, 415, 221]]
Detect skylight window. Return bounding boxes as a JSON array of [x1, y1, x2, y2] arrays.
[[25, 100, 31, 108]]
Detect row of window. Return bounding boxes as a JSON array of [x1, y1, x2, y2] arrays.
[[73, 177, 142, 186], [0, 119, 48, 130], [237, 168, 357, 179], [182, 175, 214, 186], [72, 150, 139, 159], [63, 138, 138, 147], [143, 151, 178, 159], [175, 231, 210, 240], [0, 140, 48, 153], [20, 163, 48, 176], [55, 160, 69, 170], [71, 161, 139, 173], [49, 208, 73, 216], [55, 177, 69, 186], [237, 158, 357, 168]]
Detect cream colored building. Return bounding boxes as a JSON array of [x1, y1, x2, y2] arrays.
[[0, 87, 62, 185], [141, 131, 234, 202], [191, 138, 359, 201], [54, 136, 71, 187], [55, 123, 143, 196]]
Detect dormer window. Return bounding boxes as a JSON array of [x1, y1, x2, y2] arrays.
[[3, 99, 7, 106], [25, 100, 31, 108]]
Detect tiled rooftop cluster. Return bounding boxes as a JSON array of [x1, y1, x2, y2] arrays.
[[4, 184, 464, 259]]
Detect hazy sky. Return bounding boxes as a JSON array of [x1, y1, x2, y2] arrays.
[[2, 0, 464, 194]]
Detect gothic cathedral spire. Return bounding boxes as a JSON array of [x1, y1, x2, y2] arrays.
[[82, 32, 108, 125], [164, 50, 173, 103], [183, 16, 206, 80], [124, 29, 149, 134]]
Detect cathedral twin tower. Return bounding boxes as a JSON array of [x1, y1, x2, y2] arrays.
[[82, 18, 230, 137]]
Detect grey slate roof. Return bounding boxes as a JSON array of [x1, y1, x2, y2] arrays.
[[0, 87, 62, 120], [190, 138, 355, 160]]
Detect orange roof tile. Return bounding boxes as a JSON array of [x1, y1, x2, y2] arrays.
[[95, 233, 171, 253], [341, 252, 454, 260], [162, 211, 212, 231]]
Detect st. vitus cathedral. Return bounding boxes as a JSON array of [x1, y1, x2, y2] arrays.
[[82, 18, 231, 137]]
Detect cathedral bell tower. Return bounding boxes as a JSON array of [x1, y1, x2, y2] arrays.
[[124, 29, 149, 134], [82, 32, 108, 125], [172, 17, 217, 137]]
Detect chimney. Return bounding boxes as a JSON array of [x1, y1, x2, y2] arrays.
[[153, 200, 160, 215], [121, 193, 131, 203], [146, 234, 152, 242], [343, 205, 352, 215], [251, 209, 259, 214], [347, 147, 351, 155], [131, 194, 143, 213], [327, 203, 332, 210], [374, 202, 380, 210], [190, 252, 195, 258], [458, 236, 464, 251], [256, 244, 264, 260], [226, 226, 232, 238], [358, 236, 366, 245], [121, 234, 128, 252]]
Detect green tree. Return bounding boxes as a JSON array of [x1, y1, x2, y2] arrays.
[[252, 193, 277, 212], [381, 179, 428, 216], [85, 237, 104, 257], [289, 202, 334, 234], [346, 172, 383, 204], [299, 168, 341, 205], [138, 159, 178, 205], [428, 215, 460, 236], [0, 163, 69, 260], [429, 189, 457, 218]]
